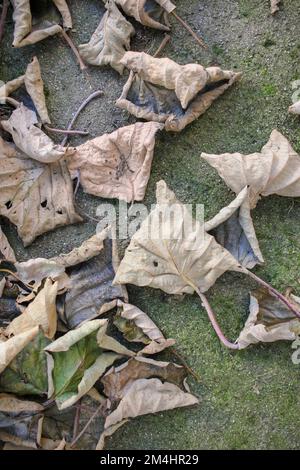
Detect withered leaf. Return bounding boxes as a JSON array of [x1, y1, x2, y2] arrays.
[[11, 0, 72, 47], [0, 326, 39, 374], [0, 394, 44, 449], [45, 319, 134, 410], [117, 52, 241, 132], [0, 329, 49, 396], [79, 0, 135, 74], [114, 180, 243, 295], [68, 122, 163, 203], [0, 227, 16, 263], [0, 135, 81, 246], [115, 0, 176, 31], [271, 0, 281, 14], [205, 187, 264, 269], [201, 130, 300, 208], [289, 101, 300, 115], [238, 287, 300, 349]]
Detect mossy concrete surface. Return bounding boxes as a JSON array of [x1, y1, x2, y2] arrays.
[[1, 0, 300, 450]]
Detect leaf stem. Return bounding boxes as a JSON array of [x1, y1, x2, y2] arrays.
[[44, 124, 89, 136], [0, 0, 9, 44], [171, 11, 208, 50], [70, 402, 105, 448], [153, 34, 171, 57], [60, 29, 87, 71], [195, 288, 239, 350], [170, 347, 200, 382]]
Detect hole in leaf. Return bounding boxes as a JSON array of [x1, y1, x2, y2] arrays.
[[5, 201, 12, 210], [41, 199, 48, 208]]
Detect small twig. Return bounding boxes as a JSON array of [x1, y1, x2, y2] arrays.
[[60, 29, 87, 71], [153, 34, 171, 58], [72, 399, 82, 441], [70, 403, 104, 448], [61, 90, 104, 146], [44, 124, 89, 137], [170, 347, 200, 382], [172, 11, 208, 50], [0, 0, 9, 44]]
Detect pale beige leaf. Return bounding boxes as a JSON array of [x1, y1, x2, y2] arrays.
[[289, 101, 300, 115], [96, 420, 128, 450], [6, 279, 58, 339], [205, 187, 264, 269], [114, 180, 242, 295], [238, 288, 300, 349], [117, 52, 241, 131], [201, 130, 300, 208], [0, 135, 81, 246], [115, 0, 175, 30], [79, 0, 135, 74], [24, 57, 51, 124], [271, 0, 281, 14], [1, 104, 66, 163], [52, 0, 73, 28], [0, 76, 25, 101], [68, 122, 163, 202], [0, 326, 39, 373], [0, 227, 16, 263]]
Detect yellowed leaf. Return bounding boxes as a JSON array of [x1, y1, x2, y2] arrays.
[[115, 0, 175, 30], [0, 326, 39, 374]]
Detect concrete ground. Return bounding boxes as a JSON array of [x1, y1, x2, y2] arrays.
[[1, 0, 300, 449]]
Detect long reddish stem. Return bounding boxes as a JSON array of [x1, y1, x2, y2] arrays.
[[0, 0, 9, 44], [60, 29, 87, 71], [195, 288, 239, 350], [172, 11, 208, 50], [246, 270, 300, 319]]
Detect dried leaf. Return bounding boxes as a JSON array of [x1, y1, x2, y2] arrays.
[[289, 101, 300, 115], [68, 122, 163, 203], [117, 52, 241, 132], [11, 0, 72, 47], [79, 0, 135, 74], [115, 0, 176, 31], [0, 326, 39, 374], [205, 187, 264, 269], [0, 394, 44, 449], [114, 180, 242, 295], [0, 76, 25, 101], [238, 288, 300, 349], [201, 130, 300, 208], [271, 0, 281, 14], [1, 104, 66, 163], [0, 227, 16, 263], [114, 300, 175, 354], [6, 278, 58, 339], [0, 135, 81, 246], [45, 319, 134, 409], [0, 329, 49, 395], [24, 57, 51, 124], [96, 420, 128, 450]]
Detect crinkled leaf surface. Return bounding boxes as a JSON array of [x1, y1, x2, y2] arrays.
[[0, 136, 81, 246], [115, 0, 175, 31], [205, 187, 264, 269], [271, 0, 281, 14], [0, 330, 50, 396], [201, 130, 300, 208], [0, 227, 16, 263], [24, 56, 51, 124], [68, 122, 163, 202], [238, 288, 300, 349], [117, 52, 241, 132], [114, 180, 242, 295], [79, 0, 135, 74]]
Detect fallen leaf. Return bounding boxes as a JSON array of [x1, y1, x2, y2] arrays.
[[0, 76, 25, 101], [271, 0, 281, 14], [0, 227, 16, 263], [45, 319, 134, 410], [289, 101, 300, 115], [67, 122, 163, 202], [6, 278, 58, 339], [0, 329, 49, 395], [0, 135, 81, 246], [24, 57, 51, 124], [79, 0, 135, 74], [96, 420, 128, 450], [238, 287, 300, 349], [0, 326, 39, 374], [115, 0, 176, 31], [0, 394, 44, 449], [114, 300, 175, 354], [205, 187, 264, 269], [117, 52, 241, 132], [201, 130, 300, 208], [11, 0, 72, 47]]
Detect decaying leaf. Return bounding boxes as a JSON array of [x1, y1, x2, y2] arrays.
[[0, 227, 16, 263], [79, 0, 135, 74], [6, 279, 58, 339], [271, 0, 281, 14], [115, 0, 176, 31], [0, 394, 44, 449], [117, 52, 241, 132], [0, 329, 49, 396], [67, 122, 163, 202], [114, 300, 175, 354], [0, 135, 81, 246], [201, 130, 300, 209], [45, 319, 134, 410], [0, 326, 39, 374], [238, 288, 300, 349], [11, 0, 72, 47], [289, 101, 300, 115], [1, 104, 67, 163], [114, 180, 243, 296], [205, 187, 264, 269]]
